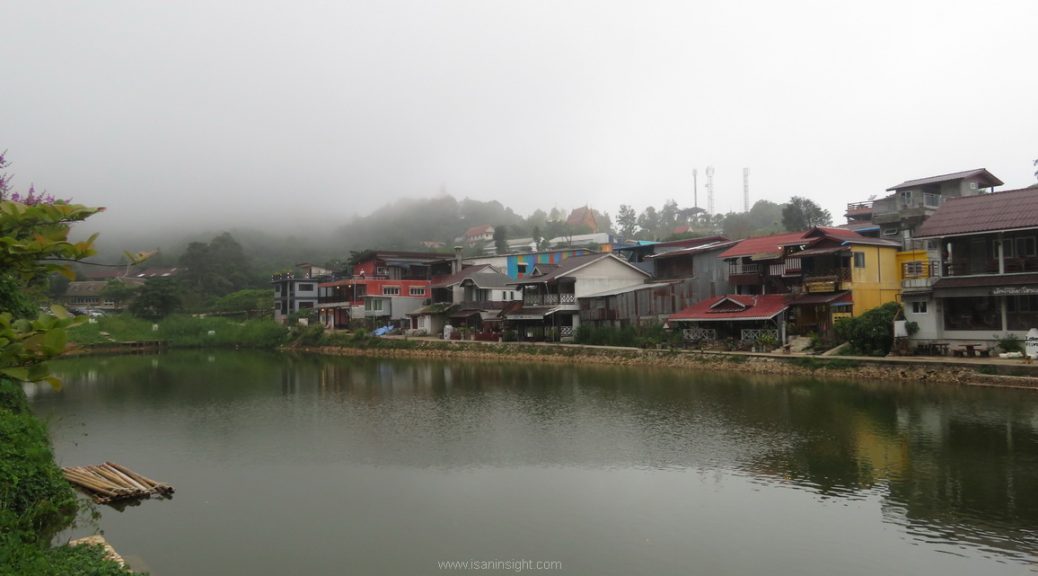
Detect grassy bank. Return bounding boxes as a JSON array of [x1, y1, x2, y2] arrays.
[[68, 313, 289, 350], [0, 379, 142, 575]]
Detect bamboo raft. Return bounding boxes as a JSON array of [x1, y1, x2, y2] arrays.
[[62, 462, 174, 504]]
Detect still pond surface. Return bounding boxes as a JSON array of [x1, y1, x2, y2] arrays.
[[29, 351, 1038, 575]]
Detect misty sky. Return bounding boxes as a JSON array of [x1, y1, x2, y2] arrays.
[[2, 0, 1036, 236]]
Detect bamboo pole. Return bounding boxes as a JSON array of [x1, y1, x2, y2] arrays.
[[62, 470, 120, 497], [100, 464, 149, 492], [106, 462, 174, 495]]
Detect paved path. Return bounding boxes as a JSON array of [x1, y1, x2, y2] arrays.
[[380, 335, 1038, 372]]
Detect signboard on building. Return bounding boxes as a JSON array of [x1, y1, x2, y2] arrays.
[[992, 286, 1038, 296]]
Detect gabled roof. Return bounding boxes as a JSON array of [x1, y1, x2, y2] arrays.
[[464, 225, 494, 237], [720, 227, 897, 260], [915, 188, 1038, 238], [669, 294, 789, 322], [430, 264, 511, 289], [512, 253, 650, 285], [886, 168, 1003, 191]]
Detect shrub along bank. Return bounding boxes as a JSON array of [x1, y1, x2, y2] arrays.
[[68, 313, 289, 350], [0, 379, 142, 575]]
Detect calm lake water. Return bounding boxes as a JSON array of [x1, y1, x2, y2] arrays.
[[29, 351, 1038, 575]]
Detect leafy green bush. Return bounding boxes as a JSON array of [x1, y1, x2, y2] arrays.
[[833, 301, 902, 356], [994, 333, 1023, 353], [574, 323, 681, 348], [0, 380, 78, 541]]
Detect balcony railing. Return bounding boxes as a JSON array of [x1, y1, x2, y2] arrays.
[[769, 257, 802, 277], [523, 293, 577, 306], [944, 257, 1038, 276], [728, 263, 762, 276]]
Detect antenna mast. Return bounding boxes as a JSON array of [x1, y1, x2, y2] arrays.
[[743, 167, 750, 212], [692, 169, 698, 208], [705, 166, 715, 215]]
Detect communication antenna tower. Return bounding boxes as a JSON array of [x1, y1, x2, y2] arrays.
[[705, 166, 715, 215], [743, 167, 750, 212], [692, 169, 698, 209]]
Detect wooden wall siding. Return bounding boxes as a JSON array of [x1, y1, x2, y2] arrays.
[[580, 279, 697, 326]]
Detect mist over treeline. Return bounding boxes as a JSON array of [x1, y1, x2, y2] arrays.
[[74, 192, 829, 280]]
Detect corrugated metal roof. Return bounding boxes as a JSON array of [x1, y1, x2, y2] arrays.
[[719, 232, 811, 259], [886, 168, 1003, 191], [787, 291, 852, 305], [647, 240, 740, 260], [915, 188, 1038, 238], [669, 294, 789, 322], [582, 281, 676, 299], [794, 246, 849, 257]]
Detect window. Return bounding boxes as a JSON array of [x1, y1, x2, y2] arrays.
[[853, 252, 866, 268], [1016, 237, 1037, 258], [365, 299, 384, 311], [911, 301, 927, 314], [383, 286, 400, 295], [882, 228, 899, 237], [517, 263, 528, 275], [903, 261, 925, 277], [996, 239, 1014, 258], [899, 190, 913, 207], [297, 283, 314, 292], [409, 287, 425, 296]]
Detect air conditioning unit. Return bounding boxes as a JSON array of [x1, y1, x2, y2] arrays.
[[969, 182, 978, 190]]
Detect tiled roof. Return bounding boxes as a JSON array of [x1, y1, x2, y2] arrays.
[[886, 168, 1003, 191], [669, 294, 790, 322], [915, 188, 1038, 238]]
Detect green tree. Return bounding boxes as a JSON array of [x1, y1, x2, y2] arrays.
[[782, 197, 832, 231], [129, 277, 182, 320], [493, 224, 509, 254], [637, 206, 660, 240], [211, 288, 271, 313], [616, 204, 637, 238], [178, 232, 253, 303], [100, 278, 140, 309]]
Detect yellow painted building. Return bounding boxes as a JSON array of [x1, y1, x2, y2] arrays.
[[847, 243, 902, 314]]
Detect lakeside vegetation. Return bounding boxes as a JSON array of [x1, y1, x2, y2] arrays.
[[0, 153, 141, 574], [67, 314, 289, 349]]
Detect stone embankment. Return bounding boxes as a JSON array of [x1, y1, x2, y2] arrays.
[[296, 339, 1038, 390]]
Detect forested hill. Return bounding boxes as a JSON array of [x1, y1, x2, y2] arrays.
[[81, 193, 828, 279]]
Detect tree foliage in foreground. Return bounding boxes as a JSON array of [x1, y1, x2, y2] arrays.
[[834, 301, 902, 356]]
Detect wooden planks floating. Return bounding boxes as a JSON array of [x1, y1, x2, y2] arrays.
[[62, 462, 174, 504]]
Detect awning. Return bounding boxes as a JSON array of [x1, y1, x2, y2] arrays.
[[787, 291, 852, 306], [505, 306, 560, 320], [793, 246, 849, 258]]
